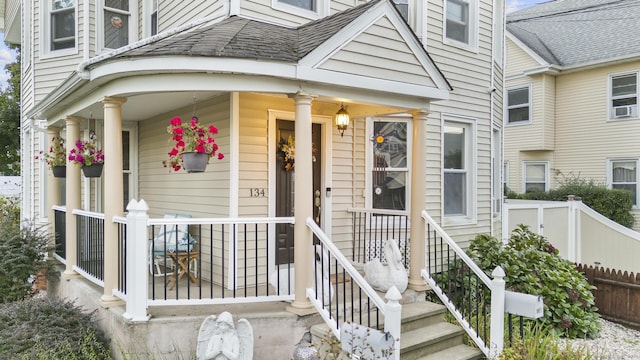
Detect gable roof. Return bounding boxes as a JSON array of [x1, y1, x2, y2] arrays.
[[507, 0, 640, 68]]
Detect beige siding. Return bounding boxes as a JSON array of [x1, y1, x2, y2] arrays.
[[505, 37, 541, 77], [157, 0, 224, 33], [319, 16, 435, 87]]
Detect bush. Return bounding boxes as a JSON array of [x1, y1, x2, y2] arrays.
[[500, 324, 604, 360], [0, 297, 112, 359], [469, 225, 601, 339], [507, 173, 634, 228], [0, 214, 57, 303]]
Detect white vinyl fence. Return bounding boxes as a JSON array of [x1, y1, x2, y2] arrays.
[[503, 198, 640, 274]]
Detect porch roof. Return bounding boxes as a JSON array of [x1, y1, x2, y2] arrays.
[[28, 0, 451, 121]]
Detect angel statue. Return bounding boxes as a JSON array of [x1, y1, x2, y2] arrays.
[[196, 311, 253, 360]]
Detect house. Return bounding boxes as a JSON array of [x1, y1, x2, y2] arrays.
[[504, 0, 640, 229], [1, 0, 505, 357]]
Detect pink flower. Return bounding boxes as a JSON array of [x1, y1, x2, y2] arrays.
[[164, 116, 224, 172]]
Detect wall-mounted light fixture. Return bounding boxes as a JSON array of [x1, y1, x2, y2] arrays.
[[335, 103, 350, 138]]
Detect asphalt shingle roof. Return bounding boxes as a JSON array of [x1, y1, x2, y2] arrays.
[[506, 0, 640, 67], [113, 0, 380, 63]]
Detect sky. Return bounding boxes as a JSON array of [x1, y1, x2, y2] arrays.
[[0, 0, 544, 89]]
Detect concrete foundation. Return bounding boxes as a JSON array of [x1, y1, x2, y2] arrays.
[[48, 265, 324, 359]]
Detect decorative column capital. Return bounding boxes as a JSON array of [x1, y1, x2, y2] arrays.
[[288, 90, 315, 103], [65, 115, 84, 126], [409, 106, 430, 119], [101, 96, 127, 108]]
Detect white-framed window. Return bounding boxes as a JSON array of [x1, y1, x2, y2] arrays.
[[393, 0, 409, 22], [492, 127, 502, 216], [608, 159, 638, 207], [444, 0, 477, 50], [42, 0, 77, 56], [609, 72, 639, 120], [507, 85, 531, 124], [272, 0, 328, 19], [443, 117, 476, 221], [100, 0, 134, 50], [367, 117, 411, 211], [522, 161, 549, 193], [151, 0, 158, 36]]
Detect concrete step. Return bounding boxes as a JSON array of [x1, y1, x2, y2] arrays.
[[399, 321, 467, 360], [414, 344, 485, 360], [400, 301, 447, 332]]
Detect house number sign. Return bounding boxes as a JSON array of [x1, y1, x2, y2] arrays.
[[250, 188, 266, 197]]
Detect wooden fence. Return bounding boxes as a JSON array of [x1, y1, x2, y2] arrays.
[[577, 264, 640, 330]]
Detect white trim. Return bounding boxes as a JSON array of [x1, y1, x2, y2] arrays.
[[364, 114, 412, 213], [505, 84, 532, 126], [442, 114, 477, 225], [39, 0, 79, 59], [521, 161, 549, 193], [443, 0, 479, 52], [607, 158, 639, 208], [491, 126, 502, 218], [267, 109, 332, 275], [95, 0, 138, 53], [122, 124, 138, 206], [505, 32, 550, 68], [607, 70, 639, 121]]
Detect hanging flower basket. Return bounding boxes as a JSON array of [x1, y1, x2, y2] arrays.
[[82, 163, 104, 178], [182, 151, 209, 173], [51, 166, 66, 178], [163, 116, 224, 172]]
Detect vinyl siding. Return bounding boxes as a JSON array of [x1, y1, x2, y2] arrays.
[[318, 16, 436, 87], [554, 62, 640, 187], [240, 0, 355, 26], [505, 36, 541, 77], [157, 0, 225, 33]]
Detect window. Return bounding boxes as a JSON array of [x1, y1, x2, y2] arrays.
[[522, 162, 548, 193], [507, 86, 531, 124], [103, 0, 131, 49], [369, 119, 410, 211], [393, 0, 409, 22], [272, 0, 327, 19], [445, 0, 476, 48], [151, 0, 158, 36], [51, 0, 76, 51], [610, 73, 638, 119], [279, 0, 315, 11], [609, 160, 638, 206], [443, 120, 474, 219]]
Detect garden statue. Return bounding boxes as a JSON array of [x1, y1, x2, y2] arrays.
[[196, 311, 253, 360], [363, 240, 408, 293]]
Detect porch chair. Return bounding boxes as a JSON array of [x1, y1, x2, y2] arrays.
[[149, 213, 197, 277]]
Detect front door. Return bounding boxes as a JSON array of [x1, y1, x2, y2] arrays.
[[275, 120, 322, 265]]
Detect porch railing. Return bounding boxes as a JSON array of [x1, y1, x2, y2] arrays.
[[306, 218, 402, 359], [421, 210, 505, 358], [53, 205, 66, 262], [348, 208, 409, 268], [114, 216, 127, 299], [73, 209, 105, 286]]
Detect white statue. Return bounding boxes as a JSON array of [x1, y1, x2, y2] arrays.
[[196, 312, 253, 360], [269, 245, 334, 303], [363, 240, 408, 293]]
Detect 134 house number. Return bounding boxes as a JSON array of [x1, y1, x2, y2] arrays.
[[250, 188, 266, 197]]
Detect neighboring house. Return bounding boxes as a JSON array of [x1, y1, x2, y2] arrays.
[[1, 0, 504, 357], [0, 176, 20, 197], [504, 0, 640, 228]]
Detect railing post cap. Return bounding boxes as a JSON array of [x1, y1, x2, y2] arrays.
[[385, 286, 402, 302], [492, 266, 505, 279], [126, 199, 149, 212]]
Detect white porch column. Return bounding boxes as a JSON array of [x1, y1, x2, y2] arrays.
[[64, 116, 83, 277], [123, 199, 151, 322], [408, 108, 429, 290], [101, 96, 127, 306], [46, 126, 62, 243], [287, 91, 315, 315]]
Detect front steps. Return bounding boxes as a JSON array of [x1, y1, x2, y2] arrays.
[[310, 301, 484, 360]]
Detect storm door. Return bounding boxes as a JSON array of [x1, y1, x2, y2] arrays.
[[275, 120, 322, 265]]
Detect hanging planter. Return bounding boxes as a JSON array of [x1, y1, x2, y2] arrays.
[[82, 163, 104, 178], [51, 166, 66, 178], [181, 151, 208, 173], [163, 116, 224, 172]]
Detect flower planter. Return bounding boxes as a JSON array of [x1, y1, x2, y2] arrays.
[[51, 166, 66, 178], [82, 163, 104, 178], [182, 152, 208, 173]]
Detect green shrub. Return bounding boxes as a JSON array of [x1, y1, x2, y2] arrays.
[[0, 214, 58, 303], [0, 297, 112, 359], [507, 173, 634, 228], [469, 225, 601, 339]]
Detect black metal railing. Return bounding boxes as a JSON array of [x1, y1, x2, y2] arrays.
[[53, 206, 66, 261], [306, 218, 386, 339], [75, 210, 105, 282], [348, 208, 409, 268], [147, 217, 295, 303], [115, 218, 127, 296]]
